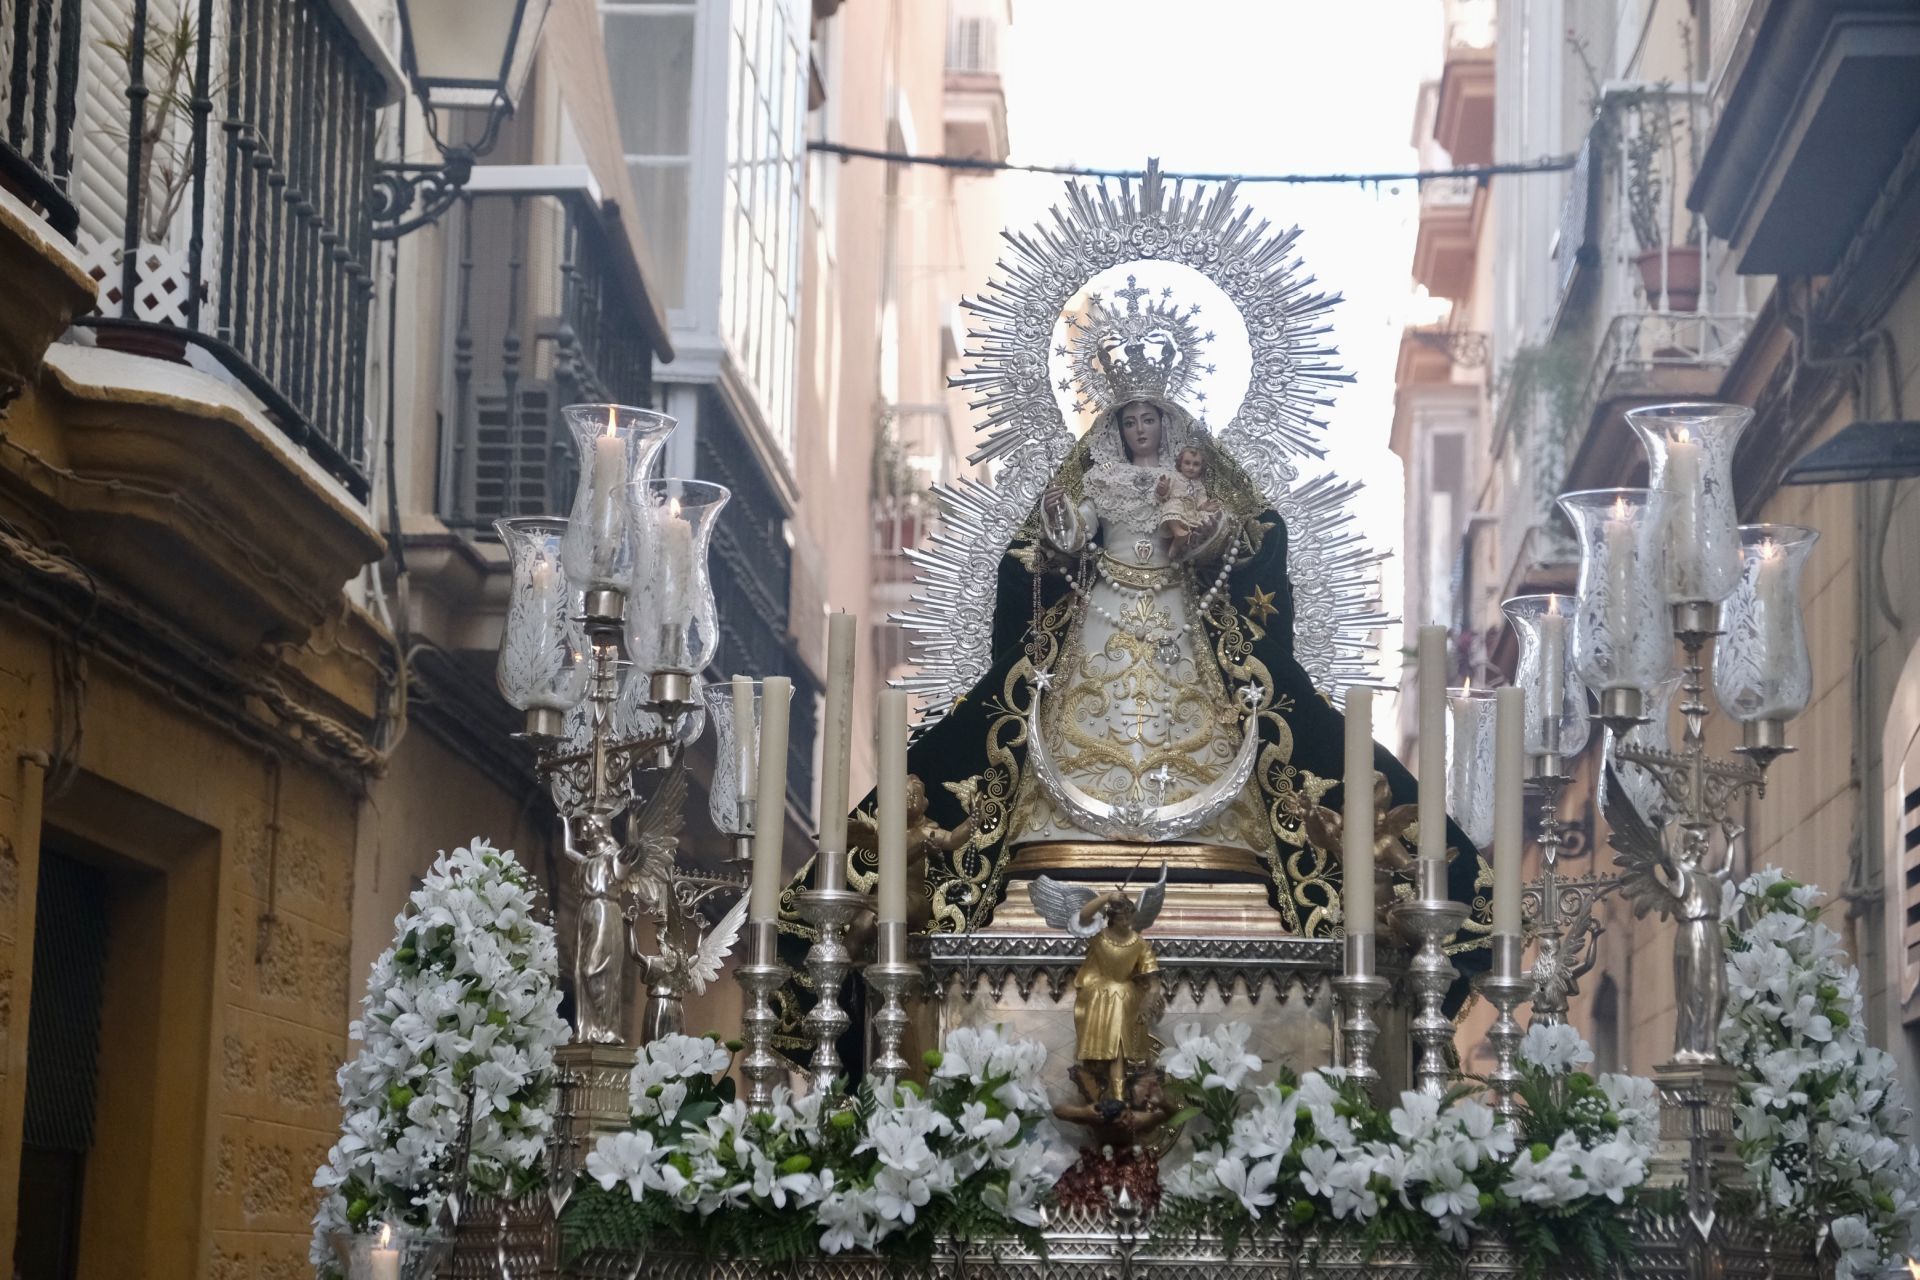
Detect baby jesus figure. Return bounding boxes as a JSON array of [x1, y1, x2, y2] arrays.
[[1154, 445, 1223, 557]]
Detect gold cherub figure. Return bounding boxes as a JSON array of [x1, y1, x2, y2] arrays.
[[1303, 769, 1420, 873]]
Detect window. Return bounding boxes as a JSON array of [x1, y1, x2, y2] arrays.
[[602, 2, 699, 308], [946, 15, 995, 74], [723, 0, 808, 460]]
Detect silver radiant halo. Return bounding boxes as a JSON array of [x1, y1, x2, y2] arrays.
[[895, 159, 1390, 726]]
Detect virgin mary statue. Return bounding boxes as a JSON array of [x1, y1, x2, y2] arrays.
[[784, 279, 1487, 953]]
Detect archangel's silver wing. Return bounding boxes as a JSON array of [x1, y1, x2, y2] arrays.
[[1601, 760, 1680, 921], [683, 894, 748, 995], [1132, 862, 1170, 932], [1028, 875, 1103, 938]]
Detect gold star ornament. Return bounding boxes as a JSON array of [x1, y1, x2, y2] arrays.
[[1245, 585, 1279, 624]]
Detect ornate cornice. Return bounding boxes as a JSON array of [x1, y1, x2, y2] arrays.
[[927, 931, 1352, 1006]]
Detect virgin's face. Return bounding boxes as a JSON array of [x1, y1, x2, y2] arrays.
[[1118, 402, 1164, 464]]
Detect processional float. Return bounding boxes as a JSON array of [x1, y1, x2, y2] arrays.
[[410, 163, 1830, 1277]]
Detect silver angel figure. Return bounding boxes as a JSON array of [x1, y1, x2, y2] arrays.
[[562, 812, 631, 1043], [1028, 865, 1169, 1110], [1604, 762, 1733, 1062]]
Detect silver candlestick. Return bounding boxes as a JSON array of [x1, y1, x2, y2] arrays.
[[734, 920, 788, 1110], [795, 881, 871, 1092], [1476, 934, 1532, 1116], [1391, 894, 1470, 1097], [1331, 931, 1391, 1094], [865, 919, 921, 1088]]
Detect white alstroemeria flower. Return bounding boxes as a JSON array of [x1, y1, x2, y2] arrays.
[[1232, 1087, 1301, 1160], [1214, 1155, 1280, 1216], [1518, 1022, 1595, 1074], [1580, 1137, 1648, 1204], [1390, 1092, 1441, 1145], [586, 1130, 663, 1199]]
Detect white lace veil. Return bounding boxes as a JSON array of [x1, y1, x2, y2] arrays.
[[1084, 396, 1200, 472]]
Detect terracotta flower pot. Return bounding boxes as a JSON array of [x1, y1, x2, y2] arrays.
[[1634, 245, 1701, 312]]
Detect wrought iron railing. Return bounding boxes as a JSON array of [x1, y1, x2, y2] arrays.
[[2, 0, 384, 498], [2, 0, 84, 236], [434, 173, 656, 530]]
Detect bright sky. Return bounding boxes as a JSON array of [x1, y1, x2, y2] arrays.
[[998, 0, 1443, 726]]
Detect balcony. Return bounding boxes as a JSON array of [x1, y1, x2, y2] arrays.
[[1411, 175, 1480, 300], [1434, 0, 1495, 165], [943, 14, 1007, 164], [1, 0, 401, 500]]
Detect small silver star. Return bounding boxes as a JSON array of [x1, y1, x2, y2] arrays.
[[1057, 378, 1072, 392], [1239, 682, 1266, 709], [1054, 344, 1068, 355], [1203, 331, 1216, 342], [1033, 671, 1055, 690]]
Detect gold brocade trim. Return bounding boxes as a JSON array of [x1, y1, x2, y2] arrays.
[[1097, 554, 1183, 591]]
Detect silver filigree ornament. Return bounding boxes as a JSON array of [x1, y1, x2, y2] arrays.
[[895, 160, 1389, 724]]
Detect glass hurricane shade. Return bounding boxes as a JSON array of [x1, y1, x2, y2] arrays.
[[627, 478, 730, 677], [327, 1222, 451, 1280], [1625, 402, 1752, 607], [398, 0, 552, 113], [1445, 687, 1497, 848], [1501, 593, 1593, 757], [1558, 488, 1676, 693], [702, 680, 763, 836], [1601, 673, 1681, 821], [559, 404, 676, 597], [1713, 524, 1818, 723], [494, 517, 587, 713]]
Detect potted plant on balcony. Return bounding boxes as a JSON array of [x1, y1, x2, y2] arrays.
[[1620, 87, 1701, 313], [82, 9, 216, 361]]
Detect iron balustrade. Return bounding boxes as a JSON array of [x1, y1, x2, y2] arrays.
[[1, 0, 84, 236], [434, 175, 655, 529], [1, 0, 383, 498]]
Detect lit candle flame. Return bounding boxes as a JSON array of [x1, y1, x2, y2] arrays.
[[1611, 495, 1630, 522], [1758, 536, 1780, 562], [669, 496, 683, 518], [377, 1222, 393, 1247], [606, 404, 617, 435], [1462, 675, 1472, 693], [1906, 1260, 1919, 1280], [1547, 593, 1563, 617]]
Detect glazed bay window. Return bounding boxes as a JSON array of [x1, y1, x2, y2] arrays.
[[601, 0, 693, 309]]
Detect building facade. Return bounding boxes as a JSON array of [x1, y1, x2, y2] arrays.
[[1394, 0, 1920, 1095]]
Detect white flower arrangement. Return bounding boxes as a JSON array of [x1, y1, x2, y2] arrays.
[[309, 839, 568, 1272], [1721, 868, 1920, 1279], [567, 1026, 1075, 1263], [1155, 1020, 1656, 1274]]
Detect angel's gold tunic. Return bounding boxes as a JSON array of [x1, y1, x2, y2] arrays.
[[1073, 929, 1158, 1061]]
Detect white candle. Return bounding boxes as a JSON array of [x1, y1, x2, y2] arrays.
[[1416, 626, 1448, 887], [749, 676, 791, 922], [876, 688, 909, 925], [1541, 597, 1567, 754], [588, 416, 626, 578], [1663, 431, 1702, 599], [1603, 498, 1637, 680], [1343, 686, 1375, 935], [817, 613, 857, 889], [730, 674, 757, 818], [1493, 686, 1525, 940], [654, 496, 695, 666], [369, 1225, 401, 1280], [1754, 537, 1794, 673]]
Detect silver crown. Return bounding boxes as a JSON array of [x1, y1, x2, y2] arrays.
[[1060, 275, 1216, 416]]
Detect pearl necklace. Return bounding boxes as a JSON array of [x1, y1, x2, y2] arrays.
[[1064, 530, 1242, 665]]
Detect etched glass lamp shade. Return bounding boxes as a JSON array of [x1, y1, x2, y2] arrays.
[[1558, 488, 1674, 727], [1625, 402, 1752, 612], [328, 1221, 450, 1280], [1601, 673, 1681, 822], [1501, 593, 1592, 761], [558, 404, 677, 614], [627, 479, 730, 700], [1445, 686, 1497, 848], [702, 679, 763, 860], [1714, 525, 1818, 754], [494, 517, 587, 737]]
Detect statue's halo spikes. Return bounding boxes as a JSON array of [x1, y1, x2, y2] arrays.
[[892, 159, 1392, 728]]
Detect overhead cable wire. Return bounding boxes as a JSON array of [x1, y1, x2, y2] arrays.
[[805, 140, 1577, 186]]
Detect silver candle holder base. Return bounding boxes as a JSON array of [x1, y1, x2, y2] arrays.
[[795, 882, 871, 1092], [865, 920, 922, 1089], [1391, 896, 1470, 1097], [1476, 935, 1532, 1116], [734, 920, 788, 1110], [1331, 932, 1391, 1094]]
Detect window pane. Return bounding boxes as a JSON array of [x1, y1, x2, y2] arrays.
[[604, 11, 696, 156]]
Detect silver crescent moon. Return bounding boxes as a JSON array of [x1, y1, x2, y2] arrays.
[[1026, 679, 1261, 843]]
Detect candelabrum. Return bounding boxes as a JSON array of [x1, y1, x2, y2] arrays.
[[865, 920, 921, 1088], [1474, 935, 1532, 1117], [795, 878, 872, 1090], [493, 405, 744, 1054], [1331, 931, 1391, 1094], [735, 920, 790, 1110], [1390, 866, 1470, 1098]]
